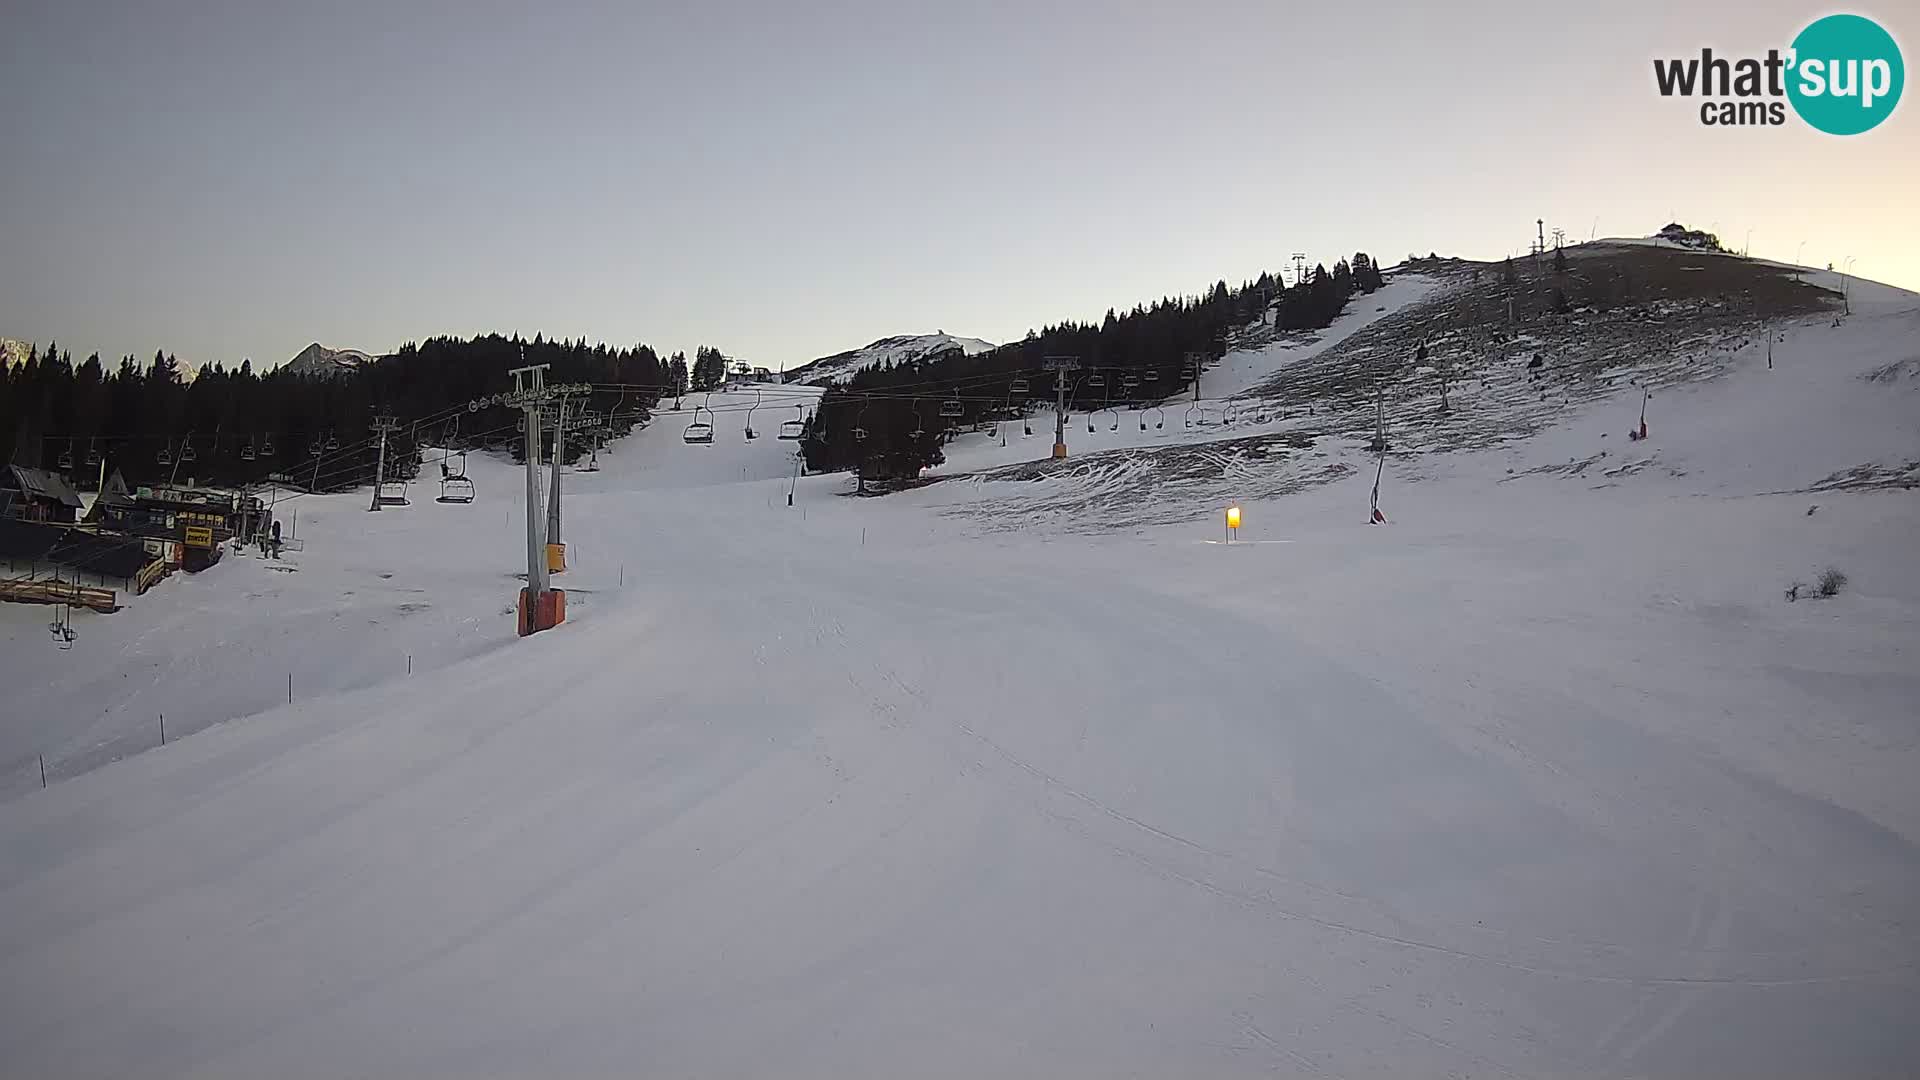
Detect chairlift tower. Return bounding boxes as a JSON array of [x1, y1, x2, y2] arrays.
[[1185, 350, 1209, 404], [545, 395, 568, 570], [472, 356, 589, 635], [368, 414, 401, 512], [1043, 355, 1080, 459]]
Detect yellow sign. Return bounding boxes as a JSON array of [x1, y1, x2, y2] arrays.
[[1226, 506, 1241, 529], [184, 525, 214, 548]]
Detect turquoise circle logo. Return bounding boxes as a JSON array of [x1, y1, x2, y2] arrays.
[[1787, 14, 1904, 134]]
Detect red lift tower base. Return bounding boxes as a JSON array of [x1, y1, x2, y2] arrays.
[[517, 587, 566, 636]]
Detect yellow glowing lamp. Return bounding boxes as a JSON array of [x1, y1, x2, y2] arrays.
[[1226, 505, 1241, 529]]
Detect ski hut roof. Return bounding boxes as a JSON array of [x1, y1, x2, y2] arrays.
[[6, 466, 84, 509]]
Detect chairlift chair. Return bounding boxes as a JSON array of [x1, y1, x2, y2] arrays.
[[777, 405, 805, 440], [1087, 372, 1106, 389], [57, 443, 74, 470], [436, 475, 475, 504], [1144, 369, 1160, 383], [939, 398, 964, 419], [744, 389, 762, 440], [241, 441, 257, 461], [685, 398, 718, 443], [1123, 372, 1140, 391], [157, 444, 174, 466], [260, 436, 275, 457], [308, 438, 323, 458], [84, 442, 101, 468], [324, 432, 340, 451], [180, 441, 198, 463], [376, 481, 411, 507]]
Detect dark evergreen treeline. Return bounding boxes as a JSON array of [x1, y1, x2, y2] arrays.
[[688, 346, 729, 392], [800, 254, 1386, 478], [1, 334, 698, 493]]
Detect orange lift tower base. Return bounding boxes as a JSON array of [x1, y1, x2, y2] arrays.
[[518, 586, 566, 636]]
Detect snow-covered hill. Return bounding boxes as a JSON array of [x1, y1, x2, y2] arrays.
[[282, 341, 380, 377], [786, 331, 995, 385], [2, 267, 1917, 1078]]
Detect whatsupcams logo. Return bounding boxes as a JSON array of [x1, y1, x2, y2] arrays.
[[1654, 14, 1904, 133]]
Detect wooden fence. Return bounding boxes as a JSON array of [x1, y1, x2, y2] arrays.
[[0, 576, 120, 613]]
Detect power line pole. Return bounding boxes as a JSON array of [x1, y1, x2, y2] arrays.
[[367, 414, 400, 512], [1044, 355, 1080, 460]]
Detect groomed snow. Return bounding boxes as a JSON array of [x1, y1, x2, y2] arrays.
[[2, 282, 1916, 1078]]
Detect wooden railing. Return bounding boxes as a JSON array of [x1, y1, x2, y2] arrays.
[[133, 558, 169, 595], [0, 577, 120, 613]]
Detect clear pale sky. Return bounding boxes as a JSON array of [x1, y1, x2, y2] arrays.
[[2, 0, 1913, 372]]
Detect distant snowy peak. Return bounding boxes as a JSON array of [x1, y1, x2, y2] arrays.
[[284, 342, 380, 378], [790, 332, 996, 385]]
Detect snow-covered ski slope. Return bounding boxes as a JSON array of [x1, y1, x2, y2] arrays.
[[3, 274, 1918, 1078], [786, 331, 997, 386]]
